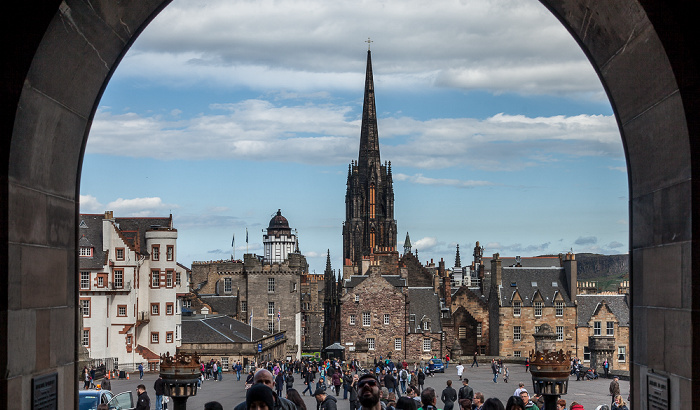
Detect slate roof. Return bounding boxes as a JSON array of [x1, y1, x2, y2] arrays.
[[576, 294, 630, 326], [343, 275, 406, 291], [200, 295, 238, 316], [78, 214, 107, 270], [484, 256, 561, 269], [407, 287, 442, 333], [114, 216, 173, 256], [181, 315, 270, 344], [498, 267, 574, 307]]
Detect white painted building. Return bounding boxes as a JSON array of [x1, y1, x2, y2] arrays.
[[78, 211, 189, 370], [263, 209, 297, 264]]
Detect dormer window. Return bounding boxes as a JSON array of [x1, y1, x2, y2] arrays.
[[423, 321, 430, 331], [534, 301, 543, 317], [513, 301, 522, 317], [79, 247, 93, 257]]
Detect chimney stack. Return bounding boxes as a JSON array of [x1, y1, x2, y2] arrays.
[[491, 253, 502, 291], [563, 252, 577, 303]]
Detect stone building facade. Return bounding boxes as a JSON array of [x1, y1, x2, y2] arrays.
[[78, 211, 189, 369], [575, 294, 630, 372], [300, 271, 324, 353], [190, 211, 308, 359]]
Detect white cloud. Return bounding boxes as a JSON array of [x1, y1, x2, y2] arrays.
[[394, 173, 493, 188], [79, 195, 103, 213], [105, 197, 175, 217], [485, 242, 551, 254], [117, 0, 602, 96], [414, 237, 439, 252], [89, 105, 620, 170], [306, 251, 320, 258]]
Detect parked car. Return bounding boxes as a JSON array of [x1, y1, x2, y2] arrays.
[[79, 390, 134, 410], [429, 358, 445, 373]]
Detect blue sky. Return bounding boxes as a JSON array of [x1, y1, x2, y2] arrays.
[[80, 0, 628, 274]]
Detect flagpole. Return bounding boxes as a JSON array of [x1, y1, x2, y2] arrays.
[[232, 232, 235, 260], [250, 309, 253, 341], [246, 227, 249, 254]]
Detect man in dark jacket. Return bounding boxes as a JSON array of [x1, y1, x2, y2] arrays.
[[383, 372, 396, 393], [343, 370, 353, 400], [315, 388, 338, 410], [303, 369, 315, 396], [153, 375, 165, 410], [441, 380, 457, 410], [233, 369, 296, 410], [348, 374, 360, 410], [135, 385, 151, 410], [458, 379, 473, 402]]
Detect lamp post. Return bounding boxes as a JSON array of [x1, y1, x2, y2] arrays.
[[159, 351, 201, 410], [529, 324, 570, 410]]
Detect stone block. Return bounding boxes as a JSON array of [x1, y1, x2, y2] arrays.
[[7, 183, 47, 246], [35, 309, 51, 371], [631, 194, 653, 249], [47, 197, 76, 249], [645, 308, 664, 369], [9, 87, 86, 197], [653, 181, 692, 245], [7, 310, 36, 377], [21, 246, 68, 309], [8, 243, 22, 310], [641, 245, 682, 309], [625, 93, 690, 198], [662, 309, 691, 377], [51, 307, 76, 367], [631, 306, 646, 364]]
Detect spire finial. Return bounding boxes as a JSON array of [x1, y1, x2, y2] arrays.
[[366, 37, 373, 51]]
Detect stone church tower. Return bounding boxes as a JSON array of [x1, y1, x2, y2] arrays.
[[343, 49, 397, 273]]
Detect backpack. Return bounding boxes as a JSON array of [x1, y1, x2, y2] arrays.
[[400, 370, 408, 380]]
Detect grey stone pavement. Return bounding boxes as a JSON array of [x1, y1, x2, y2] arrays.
[[93, 364, 630, 410]]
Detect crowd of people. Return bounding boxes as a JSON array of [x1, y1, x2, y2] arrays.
[[193, 356, 627, 410]]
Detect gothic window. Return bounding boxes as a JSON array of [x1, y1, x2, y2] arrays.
[[370, 229, 376, 250], [369, 184, 376, 219]]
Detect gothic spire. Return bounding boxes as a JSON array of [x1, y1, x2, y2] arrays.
[[404, 232, 412, 255], [358, 49, 381, 175], [455, 244, 461, 267], [325, 249, 332, 275]]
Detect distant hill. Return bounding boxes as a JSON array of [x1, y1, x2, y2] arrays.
[[575, 253, 629, 280]]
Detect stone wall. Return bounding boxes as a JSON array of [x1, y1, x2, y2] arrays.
[[575, 305, 630, 372], [497, 305, 578, 358]]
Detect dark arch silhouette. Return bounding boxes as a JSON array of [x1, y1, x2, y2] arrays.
[[2, 1, 698, 407]]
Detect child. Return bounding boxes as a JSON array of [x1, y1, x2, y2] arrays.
[[503, 367, 509, 383]]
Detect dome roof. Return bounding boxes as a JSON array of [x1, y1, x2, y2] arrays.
[[268, 209, 290, 229]]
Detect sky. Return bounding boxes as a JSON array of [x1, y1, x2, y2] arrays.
[[79, 0, 629, 275]]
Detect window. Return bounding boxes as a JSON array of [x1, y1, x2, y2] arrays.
[[555, 301, 564, 316], [221, 357, 229, 371], [423, 338, 431, 352], [80, 271, 90, 289], [116, 248, 125, 261], [166, 303, 174, 315], [423, 321, 430, 331], [175, 324, 181, 341], [224, 278, 232, 293], [477, 323, 482, 338], [81, 299, 90, 317], [113, 269, 123, 288], [152, 245, 159, 261], [82, 329, 90, 347], [367, 338, 376, 350], [151, 332, 159, 343], [618, 346, 626, 362], [384, 314, 390, 325], [362, 312, 371, 327], [166, 270, 173, 287], [268, 277, 276, 293], [534, 301, 543, 317], [583, 346, 591, 361], [268, 302, 274, 316], [395, 338, 402, 350], [268, 322, 274, 332], [594, 321, 601, 336], [513, 301, 521, 317], [151, 303, 160, 315], [79, 247, 93, 257], [151, 270, 160, 287], [607, 321, 615, 336], [513, 326, 522, 342], [535, 325, 541, 334], [97, 276, 104, 287], [514, 351, 521, 358], [240, 301, 246, 313], [556, 326, 564, 341], [355, 295, 359, 302], [117, 305, 127, 317], [176, 272, 181, 286], [350, 315, 356, 325], [166, 332, 174, 343], [459, 327, 467, 339], [166, 245, 174, 261], [126, 335, 132, 345]]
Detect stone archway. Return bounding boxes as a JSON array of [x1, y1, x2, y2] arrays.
[[2, 1, 698, 408]]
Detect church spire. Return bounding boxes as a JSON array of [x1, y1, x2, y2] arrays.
[[455, 244, 461, 267], [404, 232, 412, 255], [358, 49, 381, 175]]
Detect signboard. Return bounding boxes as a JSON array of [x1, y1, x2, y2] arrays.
[[647, 374, 669, 410], [274, 334, 284, 341], [32, 373, 58, 410], [258, 343, 263, 352]]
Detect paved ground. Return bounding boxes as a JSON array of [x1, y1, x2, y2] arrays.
[[93, 364, 630, 409]]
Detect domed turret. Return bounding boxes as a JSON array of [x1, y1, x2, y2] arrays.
[[263, 209, 296, 264]]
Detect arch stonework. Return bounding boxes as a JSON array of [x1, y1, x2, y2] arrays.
[[1, 0, 698, 407]]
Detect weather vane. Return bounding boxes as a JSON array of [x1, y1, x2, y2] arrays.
[[366, 37, 373, 50]]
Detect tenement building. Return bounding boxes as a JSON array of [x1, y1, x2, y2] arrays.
[[575, 293, 630, 372], [190, 210, 309, 359], [78, 211, 189, 370], [343, 47, 398, 276]]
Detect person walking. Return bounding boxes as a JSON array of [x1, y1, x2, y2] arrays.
[[455, 363, 464, 381], [609, 376, 620, 407], [135, 385, 151, 410], [154, 375, 165, 410], [343, 370, 353, 400], [603, 359, 610, 379], [138, 363, 144, 380], [471, 352, 479, 368], [303, 369, 315, 396], [458, 379, 473, 402], [491, 360, 498, 384], [332, 370, 342, 396], [349, 374, 360, 410], [417, 369, 425, 393]]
